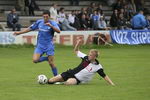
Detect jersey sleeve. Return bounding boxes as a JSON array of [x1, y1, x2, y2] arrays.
[[50, 21, 60, 31], [77, 51, 87, 58], [97, 69, 106, 78], [29, 20, 40, 30]]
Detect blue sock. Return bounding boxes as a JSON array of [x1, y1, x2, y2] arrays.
[[38, 56, 48, 62], [52, 67, 58, 76]]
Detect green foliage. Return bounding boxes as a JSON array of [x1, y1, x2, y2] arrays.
[[0, 45, 150, 100]]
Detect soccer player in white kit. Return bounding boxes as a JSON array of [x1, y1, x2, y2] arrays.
[[47, 38, 115, 85]]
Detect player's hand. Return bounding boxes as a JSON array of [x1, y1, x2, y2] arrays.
[[45, 22, 52, 27], [111, 83, 115, 86], [13, 32, 20, 36]]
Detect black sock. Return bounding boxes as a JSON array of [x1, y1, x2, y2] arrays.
[[47, 79, 55, 84]]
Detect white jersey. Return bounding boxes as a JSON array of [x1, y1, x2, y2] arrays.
[[73, 51, 103, 83]]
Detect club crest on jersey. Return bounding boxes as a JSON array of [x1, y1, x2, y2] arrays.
[[86, 66, 93, 72]]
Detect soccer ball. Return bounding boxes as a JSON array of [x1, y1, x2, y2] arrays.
[[37, 74, 48, 84]]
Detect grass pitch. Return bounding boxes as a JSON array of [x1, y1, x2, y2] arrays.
[[0, 44, 150, 100]]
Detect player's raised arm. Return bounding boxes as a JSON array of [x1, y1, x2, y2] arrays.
[[13, 28, 31, 36], [74, 38, 82, 54]]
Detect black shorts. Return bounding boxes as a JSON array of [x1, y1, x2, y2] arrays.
[[61, 69, 80, 84]]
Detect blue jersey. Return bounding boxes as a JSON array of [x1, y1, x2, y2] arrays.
[[131, 13, 147, 29], [30, 19, 60, 49]]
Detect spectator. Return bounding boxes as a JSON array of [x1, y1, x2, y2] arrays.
[[127, 0, 136, 15], [127, 0, 136, 13], [61, 14, 77, 31], [80, 14, 88, 30], [145, 15, 150, 29], [16, 0, 25, 15], [87, 2, 96, 16], [68, 11, 75, 24], [107, 0, 117, 6], [98, 16, 108, 30], [77, 7, 87, 20], [131, 9, 147, 29], [49, 3, 58, 22], [124, 2, 135, 21], [7, 8, 21, 31], [122, 0, 127, 6], [117, 13, 127, 29], [134, 0, 144, 12], [110, 9, 119, 29], [58, 8, 66, 24], [96, 4, 103, 11], [70, 0, 79, 6], [24, 0, 29, 15], [69, 10, 81, 30], [96, 4, 104, 17], [113, 0, 124, 11], [27, 0, 38, 16], [90, 10, 100, 30], [118, 8, 128, 21]]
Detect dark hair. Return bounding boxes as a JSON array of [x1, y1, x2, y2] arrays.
[[60, 7, 64, 11], [43, 10, 50, 16], [138, 8, 144, 12], [52, 3, 57, 6], [11, 8, 16, 12]]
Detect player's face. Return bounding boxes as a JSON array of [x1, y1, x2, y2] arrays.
[[43, 14, 50, 23], [88, 51, 96, 61]]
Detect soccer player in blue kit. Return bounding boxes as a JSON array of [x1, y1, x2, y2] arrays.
[[13, 10, 60, 76]]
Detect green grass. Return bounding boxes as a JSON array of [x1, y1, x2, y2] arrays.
[[0, 44, 150, 100]]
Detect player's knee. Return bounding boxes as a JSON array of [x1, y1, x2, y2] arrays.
[[65, 79, 77, 85], [65, 81, 72, 85], [33, 59, 39, 63], [50, 64, 55, 67], [48, 61, 55, 67], [65, 81, 76, 85]]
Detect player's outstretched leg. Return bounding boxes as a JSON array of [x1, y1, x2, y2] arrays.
[[48, 56, 58, 76], [65, 78, 78, 85], [47, 75, 64, 84], [33, 53, 48, 63]]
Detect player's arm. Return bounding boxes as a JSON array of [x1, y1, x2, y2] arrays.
[[97, 69, 115, 86], [45, 23, 60, 33], [74, 38, 86, 58], [103, 75, 115, 86], [13, 28, 31, 36], [14, 20, 40, 35], [74, 38, 82, 54]]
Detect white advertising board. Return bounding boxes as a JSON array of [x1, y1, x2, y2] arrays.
[[0, 31, 110, 45]]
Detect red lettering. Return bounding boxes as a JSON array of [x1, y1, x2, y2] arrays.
[[60, 35, 71, 45], [22, 36, 36, 44]]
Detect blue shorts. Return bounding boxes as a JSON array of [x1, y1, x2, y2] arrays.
[[34, 46, 54, 56]]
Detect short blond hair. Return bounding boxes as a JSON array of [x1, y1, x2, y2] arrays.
[[90, 49, 99, 58]]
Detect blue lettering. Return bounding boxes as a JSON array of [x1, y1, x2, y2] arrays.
[[123, 31, 130, 44], [131, 32, 137, 44], [141, 32, 147, 44], [147, 32, 150, 43], [0, 32, 15, 44]]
